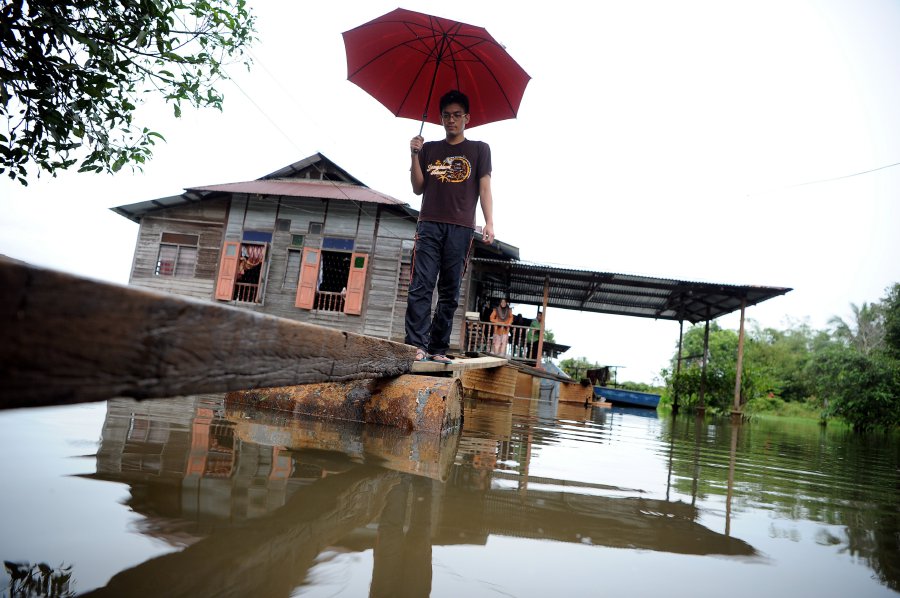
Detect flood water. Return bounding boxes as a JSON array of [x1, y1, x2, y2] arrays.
[[1, 394, 898, 597]]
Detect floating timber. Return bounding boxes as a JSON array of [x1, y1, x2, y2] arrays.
[[501, 358, 595, 404], [558, 379, 595, 405], [460, 365, 518, 403], [225, 375, 463, 433], [0, 257, 415, 410]]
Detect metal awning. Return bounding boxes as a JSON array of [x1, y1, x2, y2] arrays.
[[471, 258, 791, 324]]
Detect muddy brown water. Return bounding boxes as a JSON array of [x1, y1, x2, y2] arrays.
[[1, 394, 898, 597]]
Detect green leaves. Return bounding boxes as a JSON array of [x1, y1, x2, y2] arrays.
[[809, 346, 900, 431], [1, 0, 257, 182], [883, 283, 900, 360]]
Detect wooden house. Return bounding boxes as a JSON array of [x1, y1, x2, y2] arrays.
[[112, 153, 516, 350]]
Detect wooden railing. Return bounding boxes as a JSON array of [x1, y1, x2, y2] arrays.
[[463, 321, 539, 364], [234, 282, 259, 303], [315, 291, 345, 313]]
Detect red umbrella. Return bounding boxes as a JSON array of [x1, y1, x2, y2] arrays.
[[342, 8, 531, 133]]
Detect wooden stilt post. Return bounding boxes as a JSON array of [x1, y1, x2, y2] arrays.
[[731, 297, 747, 420], [535, 276, 550, 370], [673, 319, 684, 415]]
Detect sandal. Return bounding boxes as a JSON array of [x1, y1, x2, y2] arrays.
[[430, 354, 453, 364], [414, 348, 429, 362]]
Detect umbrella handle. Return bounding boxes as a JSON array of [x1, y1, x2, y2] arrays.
[[412, 120, 426, 154]]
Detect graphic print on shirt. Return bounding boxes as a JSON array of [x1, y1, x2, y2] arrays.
[[427, 156, 471, 183]]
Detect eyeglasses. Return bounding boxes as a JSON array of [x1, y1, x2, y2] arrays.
[[441, 111, 466, 121]]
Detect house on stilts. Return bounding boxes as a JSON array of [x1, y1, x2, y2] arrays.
[[111, 153, 524, 357]]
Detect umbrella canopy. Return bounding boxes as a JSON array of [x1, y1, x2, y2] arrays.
[[342, 8, 531, 130]]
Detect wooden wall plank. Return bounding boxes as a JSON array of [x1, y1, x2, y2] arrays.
[[225, 195, 247, 240], [244, 196, 277, 232]]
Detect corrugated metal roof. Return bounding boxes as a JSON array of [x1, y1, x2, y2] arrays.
[[472, 258, 791, 323], [111, 179, 412, 223], [187, 179, 405, 205], [110, 153, 410, 223]]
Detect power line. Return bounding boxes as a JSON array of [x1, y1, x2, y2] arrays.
[[226, 74, 307, 156], [787, 160, 900, 188], [753, 160, 900, 196]]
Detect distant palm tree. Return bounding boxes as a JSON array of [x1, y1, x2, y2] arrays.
[[828, 302, 885, 355]]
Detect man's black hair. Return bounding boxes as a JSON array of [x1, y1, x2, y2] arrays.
[[439, 90, 469, 114]]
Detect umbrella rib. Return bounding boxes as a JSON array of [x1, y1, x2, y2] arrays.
[[444, 36, 523, 118], [415, 18, 464, 121], [396, 18, 452, 119], [345, 19, 442, 79]]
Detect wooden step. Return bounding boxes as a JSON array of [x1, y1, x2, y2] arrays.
[[410, 355, 507, 374]]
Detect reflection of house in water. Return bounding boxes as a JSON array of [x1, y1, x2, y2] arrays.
[[83, 397, 762, 596], [93, 397, 299, 538], [88, 397, 756, 561]]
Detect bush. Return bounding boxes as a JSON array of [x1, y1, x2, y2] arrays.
[[745, 393, 785, 414], [808, 347, 900, 431]]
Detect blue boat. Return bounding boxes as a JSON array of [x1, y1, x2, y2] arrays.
[[593, 386, 660, 409]]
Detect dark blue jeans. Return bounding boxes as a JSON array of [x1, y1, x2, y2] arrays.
[[405, 221, 473, 355]]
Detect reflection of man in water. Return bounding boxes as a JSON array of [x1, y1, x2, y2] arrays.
[[370, 475, 433, 597]]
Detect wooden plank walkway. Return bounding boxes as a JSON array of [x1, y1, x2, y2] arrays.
[[0, 257, 415, 410], [410, 355, 507, 374]]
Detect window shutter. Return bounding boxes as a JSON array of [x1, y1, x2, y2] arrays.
[[295, 247, 320, 309], [343, 252, 368, 315], [215, 242, 241, 300]]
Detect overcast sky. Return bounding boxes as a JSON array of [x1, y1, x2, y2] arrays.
[[3, 0, 899, 384]]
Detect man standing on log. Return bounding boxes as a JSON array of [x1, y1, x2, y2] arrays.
[[406, 89, 494, 364]]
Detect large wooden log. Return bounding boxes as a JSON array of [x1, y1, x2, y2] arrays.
[[0, 257, 415, 410], [225, 374, 463, 433]]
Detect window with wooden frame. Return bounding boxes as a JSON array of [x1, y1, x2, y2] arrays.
[[155, 233, 199, 277], [233, 243, 266, 303], [315, 238, 354, 312], [294, 237, 368, 315], [214, 240, 268, 303]]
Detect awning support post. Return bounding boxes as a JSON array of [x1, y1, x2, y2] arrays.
[[731, 297, 747, 420], [535, 276, 550, 370]]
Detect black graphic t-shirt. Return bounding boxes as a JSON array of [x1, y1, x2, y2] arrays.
[[417, 139, 492, 228]]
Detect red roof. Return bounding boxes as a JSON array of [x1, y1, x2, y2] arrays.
[[186, 179, 405, 205]]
